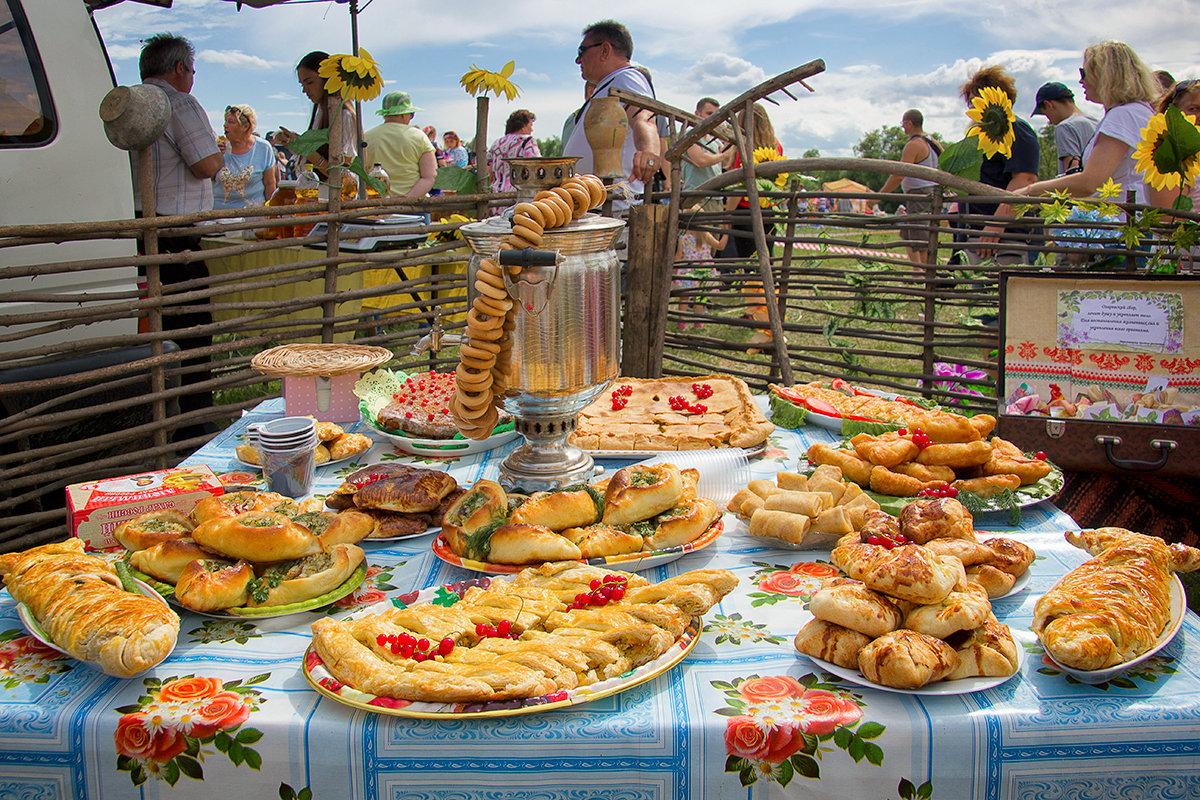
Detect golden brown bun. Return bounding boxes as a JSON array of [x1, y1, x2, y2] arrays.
[[851, 432, 920, 468], [892, 462, 956, 483], [858, 629, 959, 689], [128, 538, 215, 584], [114, 511, 195, 552], [560, 525, 645, 558], [899, 497, 975, 544], [0, 539, 180, 677], [485, 524, 582, 565], [191, 491, 298, 524], [644, 497, 720, 550], [953, 474, 1021, 497], [832, 542, 965, 605], [192, 511, 321, 563], [174, 559, 255, 611], [808, 577, 902, 637], [982, 537, 1036, 576], [794, 618, 871, 669], [442, 480, 508, 534], [806, 443, 873, 485], [509, 488, 600, 531], [314, 444, 331, 464], [314, 421, 344, 442], [965, 564, 1016, 598], [235, 444, 262, 465], [246, 543, 365, 607], [329, 433, 371, 460], [946, 619, 1019, 679], [867, 465, 932, 497], [903, 584, 992, 639], [354, 468, 459, 513], [923, 537, 996, 567], [860, 509, 901, 539], [602, 463, 684, 526], [287, 510, 374, 550]]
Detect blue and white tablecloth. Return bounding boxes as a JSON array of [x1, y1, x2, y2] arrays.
[[1, 397, 1197, 800]]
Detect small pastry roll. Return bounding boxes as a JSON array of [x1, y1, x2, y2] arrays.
[[486, 523, 583, 565], [868, 465, 932, 497], [746, 479, 778, 500], [129, 538, 213, 584], [839, 482, 865, 504], [748, 508, 811, 546], [509, 487, 601, 531], [738, 493, 766, 518], [727, 488, 758, 514], [916, 440, 993, 468], [764, 490, 832, 517], [314, 421, 345, 442], [775, 472, 809, 491], [561, 525, 645, 559], [811, 464, 844, 483], [811, 505, 853, 535], [953, 474, 1021, 498]]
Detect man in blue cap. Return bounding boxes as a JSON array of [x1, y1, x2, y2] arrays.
[[1032, 81, 1097, 174], [363, 91, 437, 198]]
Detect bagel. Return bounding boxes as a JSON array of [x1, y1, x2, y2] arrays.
[[467, 307, 503, 332], [579, 175, 607, 207], [531, 199, 561, 228], [461, 342, 499, 362], [513, 202, 546, 228], [466, 337, 501, 354], [191, 511, 321, 562], [564, 184, 590, 218], [474, 278, 508, 301], [475, 266, 506, 289], [453, 393, 493, 419], [511, 213, 544, 236], [474, 294, 513, 318], [460, 352, 496, 372], [534, 193, 570, 227], [478, 257, 504, 277], [456, 365, 493, 389], [506, 232, 542, 249], [511, 222, 544, 245]]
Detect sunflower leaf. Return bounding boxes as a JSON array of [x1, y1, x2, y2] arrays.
[[1165, 105, 1200, 163], [938, 137, 983, 182], [500, 60, 515, 78]]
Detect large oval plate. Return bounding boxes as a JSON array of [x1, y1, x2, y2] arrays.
[[366, 424, 520, 457], [1041, 574, 1185, 684], [133, 564, 368, 619], [16, 579, 176, 674], [302, 582, 702, 719], [430, 519, 724, 575], [361, 526, 441, 544], [802, 628, 1025, 696]]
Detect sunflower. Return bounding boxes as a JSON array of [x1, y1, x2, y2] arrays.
[[749, 146, 789, 189], [460, 61, 521, 101], [966, 86, 1016, 160], [318, 49, 384, 102], [1133, 109, 1200, 192]]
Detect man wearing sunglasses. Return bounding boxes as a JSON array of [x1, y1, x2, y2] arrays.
[[562, 19, 662, 204]]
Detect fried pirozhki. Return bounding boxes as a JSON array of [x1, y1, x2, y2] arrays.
[[806, 443, 874, 485], [953, 474, 1021, 497], [868, 465, 937, 497], [892, 462, 956, 483], [915, 440, 993, 468], [851, 432, 920, 468]]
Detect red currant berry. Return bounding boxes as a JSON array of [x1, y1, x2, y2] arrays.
[[475, 623, 487, 637], [867, 535, 884, 545], [1035, 451, 1047, 460], [609, 586, 626, 601], [590, 579, 601, 590], [376, 634, 387, 646], [412, 651, 426, 662], [497, 619, 512, 636], [417, 638, 429, 651], [438, 637, 454, 656], [593, 595, 609, 606], [898, 428, 907, 436]]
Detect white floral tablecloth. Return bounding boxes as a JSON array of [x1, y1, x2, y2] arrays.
[[1, 397, 1197, 800]]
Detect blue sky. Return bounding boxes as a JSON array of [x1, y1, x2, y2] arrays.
[[93, 0, 1199, 156]]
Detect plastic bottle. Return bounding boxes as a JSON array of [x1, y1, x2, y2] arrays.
[[340, 169, 360, 202], [293, 164, 320, 237], [367, 162, 391, 197]]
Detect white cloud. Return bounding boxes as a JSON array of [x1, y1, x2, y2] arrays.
[[267, 92, 298, 101], [106, 44, 141, 61], [684, 53, 767, 93], [197, 50, 281, 70], [515, 67, 551, 83]]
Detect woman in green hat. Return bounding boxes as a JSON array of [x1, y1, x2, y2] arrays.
[[363, 91, 437, 198]]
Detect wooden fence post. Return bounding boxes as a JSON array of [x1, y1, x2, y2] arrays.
[[920, 185, 943, 397], [137, 146, 168, 466], [475, 96, 490, 219], [323, 97, 344, 344], [621, 203, 671, 377]]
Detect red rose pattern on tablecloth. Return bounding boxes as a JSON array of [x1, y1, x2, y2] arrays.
[[747, 561, 838, 607], [713, 673, 885, 787], [0, 630, 71, 690], [114, 673, 267, 786]]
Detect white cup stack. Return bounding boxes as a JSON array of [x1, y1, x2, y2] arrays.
[[256, 417, 318, 498]]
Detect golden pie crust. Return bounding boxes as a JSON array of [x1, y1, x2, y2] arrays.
[[570, 375, 774, 451]]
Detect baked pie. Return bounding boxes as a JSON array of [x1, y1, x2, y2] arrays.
[[570, 375, 773, 451], [440, 464, 722, 566], [325, 465, 461, 538], [310, 565, 737, 702]]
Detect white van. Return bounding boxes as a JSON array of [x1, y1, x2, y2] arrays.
[[0, 0, 138, 360]]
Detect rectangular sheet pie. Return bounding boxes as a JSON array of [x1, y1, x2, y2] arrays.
[[570, 375, 774, 451]]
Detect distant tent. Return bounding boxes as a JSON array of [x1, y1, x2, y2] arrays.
[[821, 178, 877, 213]]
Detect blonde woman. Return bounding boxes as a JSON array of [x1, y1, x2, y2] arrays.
[[213, 104, 277, 209], [1015, 41, 1162, 205]]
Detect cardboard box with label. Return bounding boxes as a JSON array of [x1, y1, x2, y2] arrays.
[[66, 466, 224, 550]]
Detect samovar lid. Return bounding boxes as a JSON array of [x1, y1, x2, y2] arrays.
[[460, 213, 625, 258]]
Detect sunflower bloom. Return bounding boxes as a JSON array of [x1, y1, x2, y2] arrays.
[[460, 61, 521, 101], [1134, 110, 1200, 192], [752, 146, 783, 164], [966, 86, 1016, 159], [319, 49, 384, 102]]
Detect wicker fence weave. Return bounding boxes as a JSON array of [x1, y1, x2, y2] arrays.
[[251, 343, 394, 377]]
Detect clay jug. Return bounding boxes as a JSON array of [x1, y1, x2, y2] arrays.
[[99, 85, 170, 151], [584, 96, 627, 179]]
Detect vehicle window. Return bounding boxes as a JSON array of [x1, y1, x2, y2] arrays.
[[0, 0, 56, 147]]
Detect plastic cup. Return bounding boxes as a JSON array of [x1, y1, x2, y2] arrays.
[[258, 417, 318, 497], [635, 449, 750, 506]]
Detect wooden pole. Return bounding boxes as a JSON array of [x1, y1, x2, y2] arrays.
[[734, 99, 793, 385], [475, 96, 490, 218], [137, 146, 168, 465], [621, 203, 671, 377], [779, 193, 798, 321], [921, 185, 943, 398], [324, 95, 344, 343]]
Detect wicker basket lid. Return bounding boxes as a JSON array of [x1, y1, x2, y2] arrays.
[[251, 344, 393, 377]]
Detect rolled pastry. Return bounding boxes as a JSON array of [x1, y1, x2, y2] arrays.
[[775, 472, 809, 491], [748, 508, 811, 546], [764, 490, 832, 517]]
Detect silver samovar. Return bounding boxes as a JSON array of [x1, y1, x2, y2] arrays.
[[503, 156, 579, 204], [460, 210, 624, 491]]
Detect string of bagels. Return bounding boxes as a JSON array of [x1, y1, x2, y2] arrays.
[[451, 173, 609, 440]]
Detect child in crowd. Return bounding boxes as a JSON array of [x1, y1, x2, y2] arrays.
[[673, 204, 728, 330]]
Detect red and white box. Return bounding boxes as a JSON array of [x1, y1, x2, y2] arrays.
[[66, 466, 224, 550]]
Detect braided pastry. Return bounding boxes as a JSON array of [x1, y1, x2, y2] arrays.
[[452, 174, 608, 439]]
